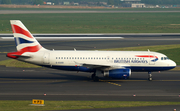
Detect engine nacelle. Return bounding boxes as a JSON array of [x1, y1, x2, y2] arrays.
[[104, 69, 131, 79]]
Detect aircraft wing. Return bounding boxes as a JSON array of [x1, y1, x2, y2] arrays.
[[74, 61, 126, 70], [82, 63, 111, 70]]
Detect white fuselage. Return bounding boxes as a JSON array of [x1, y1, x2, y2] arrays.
[[22, 50, 176, 72]]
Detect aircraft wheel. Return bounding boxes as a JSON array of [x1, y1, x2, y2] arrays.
[[148, 77, 152, 81], [91, 74, 95, 79], [93, 76, 99, 82], [148, 72, 152, 81]]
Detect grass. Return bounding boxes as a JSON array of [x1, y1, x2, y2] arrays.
[[0, 44, 180, 68], [101, 44, 180, 51], [0, 100, 180, 111], [0, 13, 180, 33], [0, 59, 41, 68]]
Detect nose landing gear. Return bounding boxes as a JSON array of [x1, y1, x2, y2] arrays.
[[148, 72, 152, 81]]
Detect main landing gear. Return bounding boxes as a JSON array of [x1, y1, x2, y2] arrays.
[[148, 71, 152, 81], [91, 73, 99, 82]]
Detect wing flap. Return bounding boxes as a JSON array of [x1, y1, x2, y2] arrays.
[[83, 63, 111, 70]]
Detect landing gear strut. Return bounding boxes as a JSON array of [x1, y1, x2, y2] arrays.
[[91, 73, 95, 79], [148, 72, 152, 81], [91, 73, 99, 82]]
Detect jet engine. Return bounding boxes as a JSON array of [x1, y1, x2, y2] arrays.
[[104, 69, 131, 79]]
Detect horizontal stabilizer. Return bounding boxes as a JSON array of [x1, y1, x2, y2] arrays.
[[7, 52, 31, 59], [12, 54, 31, 58]]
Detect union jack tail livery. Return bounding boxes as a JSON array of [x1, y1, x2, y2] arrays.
[[7, 20, 47, 59], [11, 20, 43, 52]]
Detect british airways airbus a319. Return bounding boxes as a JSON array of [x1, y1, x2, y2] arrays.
[[7, 20, 176, 81]]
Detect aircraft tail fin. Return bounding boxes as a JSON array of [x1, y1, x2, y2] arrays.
[[7, 20, 47, 59], [10, 20, 44, 51]]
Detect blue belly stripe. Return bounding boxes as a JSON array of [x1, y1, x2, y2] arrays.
[[41, 65, 175, 72]]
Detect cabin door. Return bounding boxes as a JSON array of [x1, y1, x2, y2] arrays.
[[43, 52, 50, 64]]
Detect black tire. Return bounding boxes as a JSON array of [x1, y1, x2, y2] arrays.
[[93, 76, 99, 82], [91, 74, 95, 79]]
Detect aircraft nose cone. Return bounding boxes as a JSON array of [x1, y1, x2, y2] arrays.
[[169, 60, 176, 67]]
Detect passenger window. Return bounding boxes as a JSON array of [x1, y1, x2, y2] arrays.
[[72, 57, 74, 59], [69, 57, 71, 59], [67, 57, 68, 59], [64, 57, 66, 59], [61, 57, 63, 59], [99, 57, 101, 59], [56, 57, 57, 59], [164, 57, 166, 60], [161, 57, 163, 60]]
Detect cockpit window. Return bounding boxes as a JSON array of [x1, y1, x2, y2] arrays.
[[161, 57, 169, 60]]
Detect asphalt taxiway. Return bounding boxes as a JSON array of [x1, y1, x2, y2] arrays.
[[61, 105, 180, 111], [1, 34, 180, 50], [0, 67, 180, 102], [0, 34, 180, 111]]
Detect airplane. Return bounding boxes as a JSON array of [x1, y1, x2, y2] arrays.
[[7, 20, 176, 81]]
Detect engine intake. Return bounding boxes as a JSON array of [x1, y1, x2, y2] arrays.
[[104, 69, 131, 79]]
